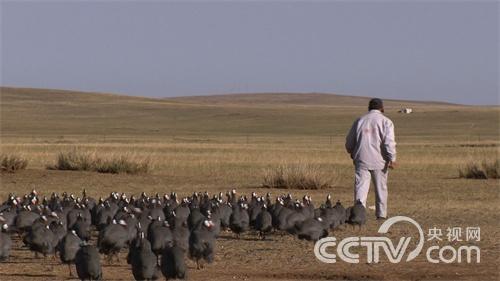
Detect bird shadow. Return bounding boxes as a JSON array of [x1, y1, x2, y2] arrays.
[[1, 260, 39, 264], [0, 273, 58, 278], [103, 263, 128, 268], [218, 235, 268, 242]]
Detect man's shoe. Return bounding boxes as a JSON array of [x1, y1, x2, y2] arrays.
[[376, 217, 387, 221]]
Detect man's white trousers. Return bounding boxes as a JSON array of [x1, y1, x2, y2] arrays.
[[354, 167, 388, 218]]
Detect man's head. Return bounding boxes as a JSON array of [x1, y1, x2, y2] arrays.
[[368, 98, 384, 112]]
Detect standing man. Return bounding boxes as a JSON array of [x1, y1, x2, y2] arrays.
[[345, 98, 397, 220]]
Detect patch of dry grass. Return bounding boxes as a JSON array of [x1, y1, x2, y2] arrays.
[[262, 162, 337, 189], [459, 160, 499, 179], [0, 154, 28, 172], [47, 150, 151, 174]]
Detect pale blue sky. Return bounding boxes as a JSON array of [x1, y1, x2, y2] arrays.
[[1, 1, 498, 105]]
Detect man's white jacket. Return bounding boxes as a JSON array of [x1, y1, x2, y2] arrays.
[[345, 109, 397, 170]]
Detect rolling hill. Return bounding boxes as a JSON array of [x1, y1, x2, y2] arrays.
[[0, 87, 496, 141], [167, 92, 457, 107]]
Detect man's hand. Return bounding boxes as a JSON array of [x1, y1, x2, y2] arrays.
[[388, 161, 397, 169]]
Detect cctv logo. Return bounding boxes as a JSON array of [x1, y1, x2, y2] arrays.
[[314, 216, 424, 264], [314, 216, 480, 264]]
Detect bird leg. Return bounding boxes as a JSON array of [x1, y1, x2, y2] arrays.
[[68, 263, 74, 277], [107, 254, 113, 265]]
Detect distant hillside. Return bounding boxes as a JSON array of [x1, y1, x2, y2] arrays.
[[166, 92, 458, 107], [1, 87, 456, 108], [2, 87, 495, 140], [0, 87, 163, 104]]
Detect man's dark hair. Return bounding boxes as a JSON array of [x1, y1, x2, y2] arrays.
[[368, 98, 384, 111]]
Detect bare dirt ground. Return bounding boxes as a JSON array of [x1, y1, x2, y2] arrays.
[[0, 169, 498, 281]]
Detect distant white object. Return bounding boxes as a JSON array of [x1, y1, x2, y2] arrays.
[[368, 205, 376, 211], [399, 108, 413, 114]]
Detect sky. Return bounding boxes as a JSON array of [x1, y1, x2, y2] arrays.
[[1, 1, 498, 105]]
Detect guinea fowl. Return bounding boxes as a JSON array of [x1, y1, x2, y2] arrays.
[[295, 217, 329, 241], [97, 219, 129, 263], [146, 201, 165, 221], [255, 204, 273, 239], [332, 201, 347, 228], [173, 199, 191, 222], [0, 209, 17, 230], [71, 214, 91, 241], [216, 202, 232, 230], [171, 215, 190, 252], [283, 202, 307, 234], [127, 232, 160, 281], [275, 203, 294, 231], [229, 202, 249, 238], [59, 230, 82, 277], [75, 242, 102, 281], [24, 219, 56, 258], [248, 197, 264, 228], [161, 245, 187, 280], [15, 206, 40, 234], [0, 223, 12, 261], [187, 207, 206, 230], [347, 200, 366, 229], [207, 207, 222, 238], [95, 201, 117, 230], [67, 205, 90, 230], [189, 220, 216, 269], [148, 219, 173, 262], [49, 220, 67, 252], [325, 194, 333, 208]]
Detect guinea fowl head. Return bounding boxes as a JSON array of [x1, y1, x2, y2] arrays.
[[203, 220, 215, 229]]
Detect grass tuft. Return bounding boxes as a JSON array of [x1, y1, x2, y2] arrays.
[[458, 160, 499, 179], [94, 156, 150, 174], [262, 163, 334, 189], [50, 150, 95, 171], [0, 154, 28, 172], [48, 150, 151, 174]]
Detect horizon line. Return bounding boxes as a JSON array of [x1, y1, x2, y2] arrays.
[[2, 84, 498, 107]]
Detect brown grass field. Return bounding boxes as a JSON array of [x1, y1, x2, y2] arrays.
[[0, 87, 499, 280]]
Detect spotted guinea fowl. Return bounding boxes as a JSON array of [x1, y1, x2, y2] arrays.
[[295, 217, 329, 241], [347, 200, 366, 229], [71, 213, 92, 241], [148, 218, 173, 262], [161, 244, 187, 280], [97, 219, 130, 263], [171, 215, 190, 252], [0, 223, 12, 261], [24, 218, 57, 258], [189, 220, 216, 269], [229, 202, 249, 238], [127, 232, 160, 281], [255, 204, 273, 239], [75, 242, 102, 281], [14, 206, 40, 234], [59, 230, 82, 277]]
